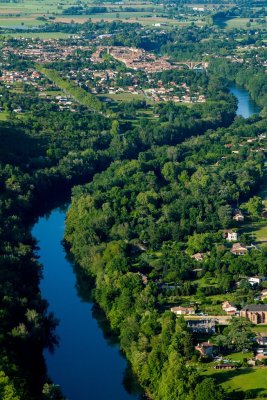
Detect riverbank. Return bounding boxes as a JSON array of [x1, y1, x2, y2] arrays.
[[33, 208, 142, 400]]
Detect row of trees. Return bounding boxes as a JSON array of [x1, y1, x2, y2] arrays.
[[38, 67, 104, 113]]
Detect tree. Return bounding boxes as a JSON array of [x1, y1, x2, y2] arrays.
[[244, 196, 263, 219], [42, 383, 63, 400], [218, 317, 255, 352], [0, 371, 20, 400], [217, 204, 232, 228], [111, 120, 120, 136], [156, 352, 197, 400], [194, 378, 225, 400]]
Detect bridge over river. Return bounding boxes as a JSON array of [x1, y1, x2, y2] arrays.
[[173, 61, 209, 70]]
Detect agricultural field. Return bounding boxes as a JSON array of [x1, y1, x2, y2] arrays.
[[216, 16, 267, 29], [226, 17, 267, 29], [0, 0, 204, 30], [1, 32, 71, 38], [54, 14, 203, 27]]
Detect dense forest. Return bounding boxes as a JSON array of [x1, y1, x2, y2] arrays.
[[0, 104, 113, 399], [1, 14, 267, 398], [0, 65, 244, 399], [65, 111, 267, 400]]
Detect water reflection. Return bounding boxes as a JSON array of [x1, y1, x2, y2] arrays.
[[230, 84, 260, 118], [33, 209, 142, 400]]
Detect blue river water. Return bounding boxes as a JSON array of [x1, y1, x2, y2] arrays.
[[32, 85, 260, 400], [230, 85, 260, 118], [33, 209, 140, 400]]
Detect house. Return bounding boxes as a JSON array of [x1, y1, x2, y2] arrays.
[[137, 272, 148, 285], [222, 301, 238, 315], [260, 289, 267, 300], [214, 363, 236, 370], [256, 353, 267, 361], [186, 319, 216, 334], [192, 268, 203, 276], [223, 230, 238, 242], [224, 307, 239, 316], [230, 243, 248, 255], [248, 276, 262, 286], [191, 252, 205, 261], [171, 306, 195, 315], [240, 304, 267, 324], [233, 210, 244, 222], [195, 341, 215, 357], [222, 301, 231, 309]]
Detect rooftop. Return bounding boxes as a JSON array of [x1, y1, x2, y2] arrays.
[[242, 305, 267, 312]]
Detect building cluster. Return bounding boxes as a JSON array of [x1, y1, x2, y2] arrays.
[[195, 335, 267, 365], [53, 95, 76, 112], [107, 46, 175, 73], [0, 68, 78, 113], [143, 81, 206, 103], [61, 64, 206, 104], [173, 304, 267, 366], [92, 46, 209, 73], [225, 134, 267, 156], [0, 39, 207, 105], [225, 43, 267, 71], [2, 38, 92, 63], [0, 69, 41, 85]]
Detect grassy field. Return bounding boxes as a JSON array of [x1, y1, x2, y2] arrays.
[[99, 92, 152, 103], [0, 111, 9, 121], [252, 325, 267, 334], [1, 32, 71, 39], [202, 367, 267, 398], [241, 222, 267, 242], [225, 351, 254, 362], [216, 16, 267, 30], [226, 17, 267, 29], [0, 0, 75, 14], [0, 17, 46, 27]]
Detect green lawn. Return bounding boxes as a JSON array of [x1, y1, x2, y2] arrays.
[[242, 222, 267, 241], [252, 325, 267, 333], [203, 367, 267, 398], [0, 112, 9, 121], [225, 351, 254, 362]]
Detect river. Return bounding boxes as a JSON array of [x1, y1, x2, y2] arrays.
[[230, 84, 260, 118], [32, 208, 141, 400], [32, 84, 260, 400]]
